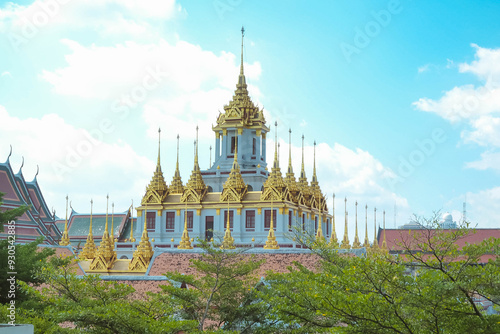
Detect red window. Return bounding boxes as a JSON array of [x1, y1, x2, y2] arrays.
[[326, 218, 330, 237], [224, 210, 234, 229], [187, 211, 193, 230], [166, 212, 175, 231], [288, 210, 292, 231], [302, 213, 306, 231], [315, 216, 318, 231], [264, 209, 277, 230], [252, 138, 256, 155], [146, 211, 155, 230], [245, 210, 255, 229]]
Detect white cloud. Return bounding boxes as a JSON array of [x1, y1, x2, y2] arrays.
[[0, 0, 181, 44], [265, 136, 410, 239], [466, 151, 500, 172], [413, 45, 500, 156], [418, 64, 430, 73], [0, 105, 153, 215], [446, 187, 500, 228]]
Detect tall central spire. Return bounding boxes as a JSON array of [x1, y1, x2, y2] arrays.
[[240, 26, 245, 76], [236, 26, 248, 95]]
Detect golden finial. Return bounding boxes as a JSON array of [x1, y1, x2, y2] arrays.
[[221, 199, 235, 249], [144, 128, 169, 202], [260, 120, 290, 203], [127, 201, 153, 271], [105, 194, 109, 234], [157, 127, 161, 166], [181, 127, 207, 202], [381, 210, 388, 251], [363, 204, 370, 248], [315, 212, 326, 243], [170, 134, 184, 194], [273, 121, 279, 168], [352, 201, 361, 248], [312, 140, 317, 183], [240, 26, 245, 76], [288, 128, 293, 172], [80, 199, 96, 259], [129, 199, 135, 242], [341, 197, 350, 249], [372, 207, 379, 249], [297, 134, 311, 204], [329, 193, 338, 247], [89, 194, 117, 270], [111, 202, 115, 247], [178, 201, 193, 249], [221, 139, 247, 202], [264, 193, 279, 249], [284, 128, 300, 202], [59, 195, 70, 246], [171, 238, 174, 242]]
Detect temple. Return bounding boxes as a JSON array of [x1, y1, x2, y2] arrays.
[[0, 147, 61, 244], [133, 27, 332, 248]]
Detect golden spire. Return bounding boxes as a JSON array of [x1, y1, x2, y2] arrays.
[[221, 139, 247, 202], [214, 27, 267, 130], [181, 126, 207, 202], [329, 193, 339, 247], [381, 210, 388, 251], [89, 195, 116, 271], [264, 194, 279, 249], [363, 204, 370, 248], [284, 128, 300, 202], [352, 201, 361, 248], [170, 134, 184, 194], [298, 135, 311, 204], [144, 128, 169, 203], [315, 213, 325, 243], [80, 199, 96, 260], [111, 202, 115, 248], [372, 207, 379, 249], [260, 121, 290, 202], [221, 199, 235, 249], [310, 140, 325, 211], [128, 201, 154, 271], [59, 195, 70, 246], [178, 201, 193, 249], [340, 197, 350, 249], [129, 199, 136, 242]]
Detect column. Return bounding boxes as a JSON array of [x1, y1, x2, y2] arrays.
[[221, 129, 227, 160], [215, 132, 221, 159], [237, 128, 242, 161], [261, 132, 266, 162], [255, 130, 261, 162]]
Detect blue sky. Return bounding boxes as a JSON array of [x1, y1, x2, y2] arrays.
[[1, 0, 500, 237]]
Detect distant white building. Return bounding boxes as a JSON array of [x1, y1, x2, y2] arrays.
[[439, 212, 457, 229]]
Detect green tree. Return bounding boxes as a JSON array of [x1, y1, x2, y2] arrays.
[[0, 237, 55, 304], [19, 255, 197, 334], [156, 240, 269, 332], [0, 192, 30, 232], [260, 215, 500, 333]]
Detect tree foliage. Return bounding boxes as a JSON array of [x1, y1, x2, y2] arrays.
[[0, 237, 55, 304], [260, 216, 500, 333], [18, 255, 197, 333], [157, 240, 269, 332]]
